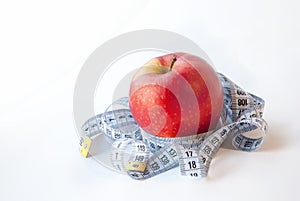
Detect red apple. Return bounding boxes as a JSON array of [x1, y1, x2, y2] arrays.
[[129, 52, 223, 138]]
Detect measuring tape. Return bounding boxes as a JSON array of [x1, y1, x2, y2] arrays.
[[79, 73, 268, 180]]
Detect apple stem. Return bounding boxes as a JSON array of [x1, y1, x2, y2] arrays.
[[170, 56, 177, 71]]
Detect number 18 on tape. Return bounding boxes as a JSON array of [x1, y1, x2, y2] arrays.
[[177, 146, 203, 178]]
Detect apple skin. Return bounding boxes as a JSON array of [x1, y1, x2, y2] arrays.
[[129, 52, 223, 138]]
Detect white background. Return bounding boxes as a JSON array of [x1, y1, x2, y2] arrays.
[[1, 0, 300, 201]]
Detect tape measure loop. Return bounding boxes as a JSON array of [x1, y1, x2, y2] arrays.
[[79, 73, 268, 180]]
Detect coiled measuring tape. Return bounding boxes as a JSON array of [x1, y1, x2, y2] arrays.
[[79, 73, 268, 179]]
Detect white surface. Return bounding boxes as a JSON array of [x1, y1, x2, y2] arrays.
[[1, 0, 300, 200]]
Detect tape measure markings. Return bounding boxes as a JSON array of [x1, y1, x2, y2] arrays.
[[111, 139, 150, 173], [79, 73, 268, 180], [127, 144, 179, 180]]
